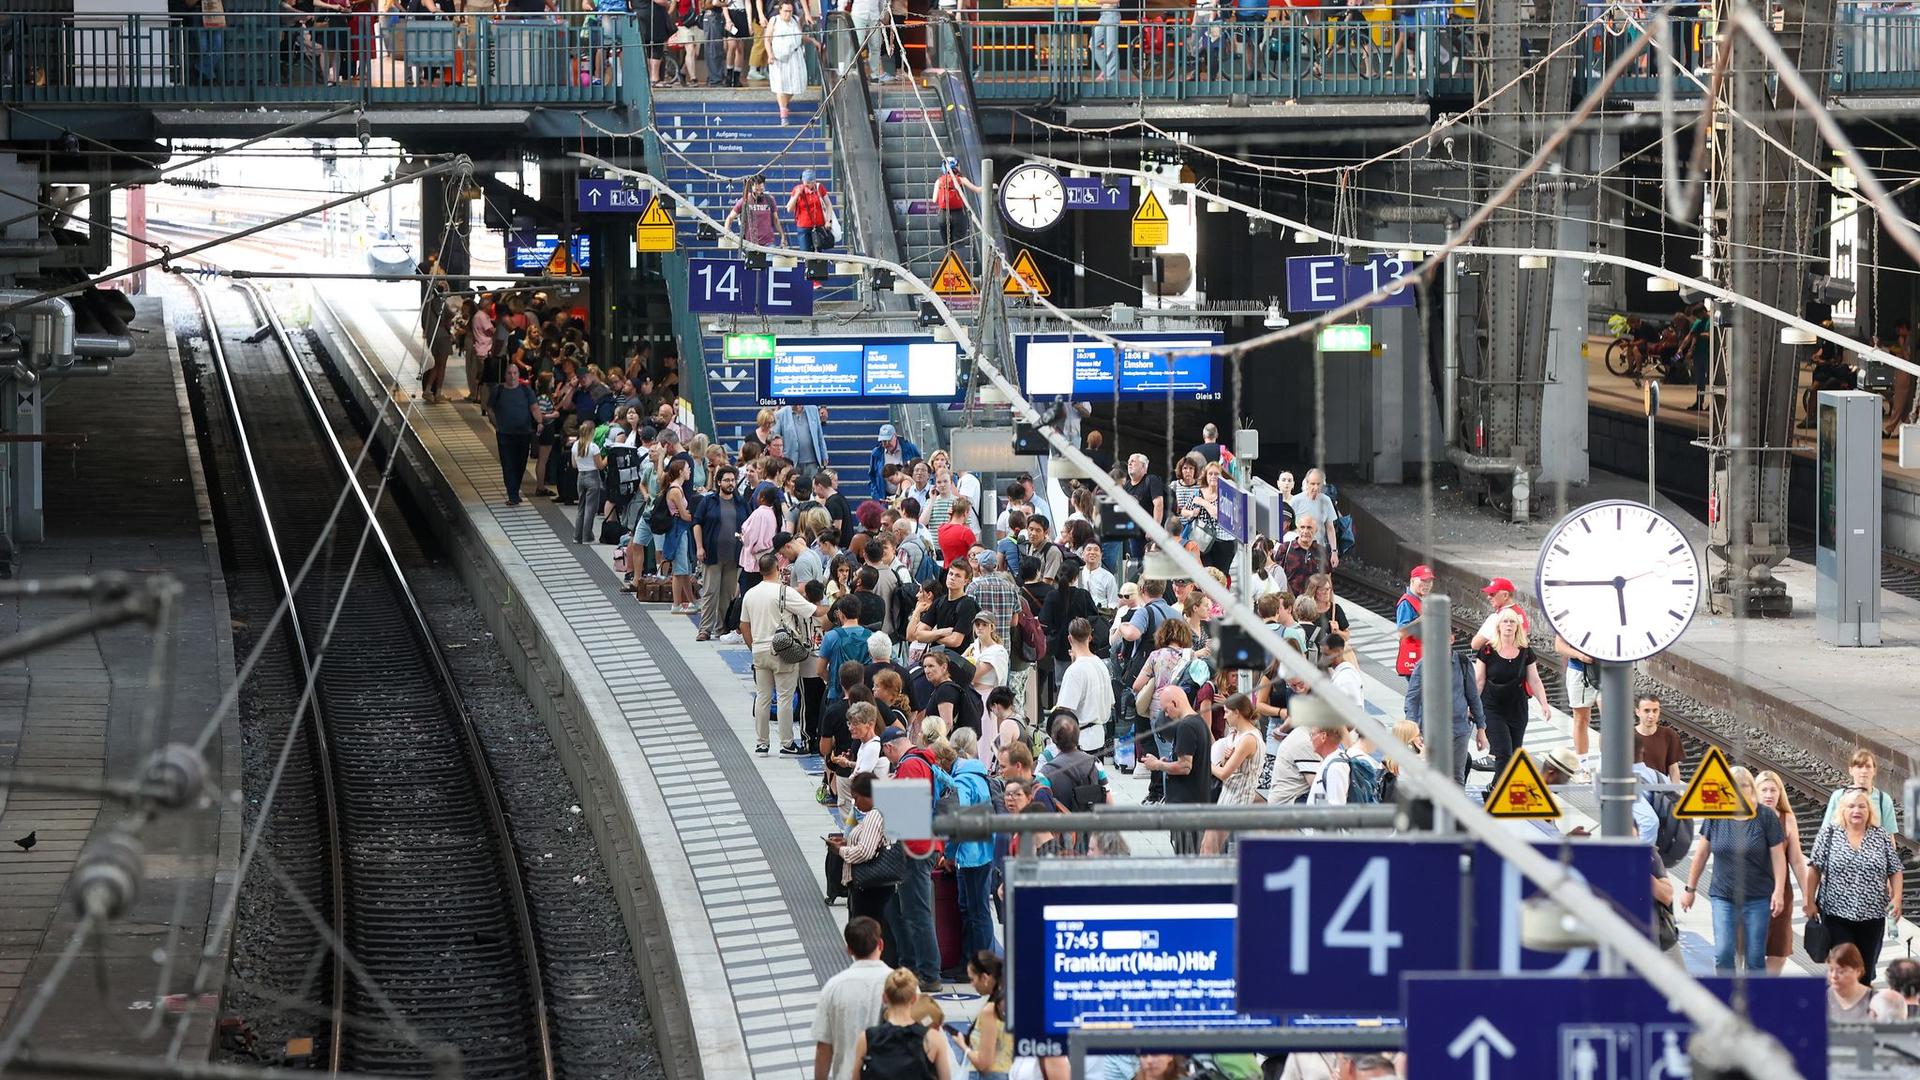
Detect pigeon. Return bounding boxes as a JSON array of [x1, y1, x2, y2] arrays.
[[13, 832, 35, 852]]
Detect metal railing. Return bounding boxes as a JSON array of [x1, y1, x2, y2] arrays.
[[965, 6, 1455, 101], [962, 4, 1920, 102], [0, 8, 630, 108]]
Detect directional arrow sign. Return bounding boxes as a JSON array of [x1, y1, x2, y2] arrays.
[[666, 116, 699, 153], [715, 365, 752, 392], [576, 178, 650, 214], [1446, 1017, 1514, 1080]]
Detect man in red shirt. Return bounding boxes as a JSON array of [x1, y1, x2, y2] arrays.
[[881, 726, 945, 992], [785, 170, 835, 281]]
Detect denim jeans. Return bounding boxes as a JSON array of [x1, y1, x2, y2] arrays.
[[852, 10, 887, 79], [1090, 7, 1122, 79], [1451, 731, 1473, 785], [496, 432, 533, 503], [1709, 895, 1770, 973], [575, 478, 604, 543], [193, 27, 224, 83], [956, 863, 998, 965], [887, 852, 940, 982]]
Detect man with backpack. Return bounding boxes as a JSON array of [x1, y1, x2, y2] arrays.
[[817, 597, 873, 713], [947, 752, 999, 966], [1116, 578, 1178, 794], [1309, 726, 1380, 806], [880, 726, 945, 993]]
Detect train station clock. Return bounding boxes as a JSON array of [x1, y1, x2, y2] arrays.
[[1535, 500, 1701, 663], [999, 163, 1067, 233]]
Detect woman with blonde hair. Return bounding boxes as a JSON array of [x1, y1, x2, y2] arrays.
[[1204, 692, 1263, 853], [1472, 608, 1549, 779], [965, 613, 1010, 707], [1754, 770, 1811, 973], [1808, 784, 1904, 984], [852, 968, 953, 1080], [1682, 765, 1787, 973], [751, 406, 778, 451]]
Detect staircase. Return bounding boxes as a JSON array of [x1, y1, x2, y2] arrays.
[[872, 88, 960, 285], [655, 93, 859, 296], [699, 334, 892, 500]]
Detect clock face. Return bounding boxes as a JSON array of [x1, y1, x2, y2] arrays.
[[1535, 500, 1701, 664], [999, 163, 1067, 233]]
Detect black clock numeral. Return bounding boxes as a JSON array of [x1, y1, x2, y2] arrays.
[[1668, 544, 1684, 554], [1667, 610, 1682, 620], [1646, 631, 1658, 646], [1616, 634, 1622, 654], [1645, 518, 1657, 533], [1671, 579, 1694, 586], [1552, 544, 1568, 556], [1580, 519, 1591, 533], [1580, 632, 1591, 647]]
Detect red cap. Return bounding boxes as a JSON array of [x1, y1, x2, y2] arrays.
[[1409, 565, 1435, 581], [1482, 577, 1516, 595]]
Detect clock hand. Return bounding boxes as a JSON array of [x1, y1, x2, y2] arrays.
[[1616, 581, 1628, 626], [1541, 579, 1620, 587]]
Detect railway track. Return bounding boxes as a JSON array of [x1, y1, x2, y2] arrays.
[[184, 274, 556, 1077], [1335, 566, 1920, 922]]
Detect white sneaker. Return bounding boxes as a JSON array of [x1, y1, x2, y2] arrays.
[[718, 630, 744, 644]]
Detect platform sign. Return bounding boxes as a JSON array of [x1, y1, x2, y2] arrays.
[[1005, 860, 1278, 1058], [507, 233, 592, 273], [1286, 254, 1417, 313], [635, 197, 675, 252], [1236, 837, 1655, 1016], [1063, 176, 1131, 211], [1405, 974, 1825, 1079], [686, 258, 813, 316], [576, 178, 650, 213], [1132, 190, 1170, 248], [1016, 333, 1225, 402], [1673, 745, 1753, 819], [1483, 750, 1562, 820], [757, 336, 961, 406], [1216, 477, 1248, 543]]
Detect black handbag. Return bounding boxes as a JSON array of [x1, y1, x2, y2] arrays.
[[850, 841, 906, 889], [599, 515, 624, 546], [1803, 883, 1832, 963]]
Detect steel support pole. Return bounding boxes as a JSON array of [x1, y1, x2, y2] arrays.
[[1599, 661, 1635, 837], [1443, 250, 1460, 450], [1421, 593, 1454, 831]]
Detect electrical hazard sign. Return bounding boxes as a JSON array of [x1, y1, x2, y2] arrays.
[[931, 250, 976, 297], [1002, 248, 1050, 298], [1483, 749, 1562, 820], [1674, 745, 1754, 819], [1132, 190, 1169, 248], [635, 197, 675, 253]]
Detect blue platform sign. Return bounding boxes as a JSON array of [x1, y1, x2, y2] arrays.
[[1007, 874, 1277, 1058], [1016, 333, 1224, 401], [1236, 838, 1655, 1016], [1063, 177, 1132, 211], [575, 178, 650, 213], [1216, 477, 1248, 543], [1285, 254, 1418, 313], [506, 233, 592, 273], [1405, 974, 1826, 1079], [686, 258, 814, 316], [756, 337, 962, 406]]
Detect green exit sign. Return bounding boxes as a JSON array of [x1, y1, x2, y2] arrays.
[[1317, 324, 1373, 353], [724, 333, 777, 361]]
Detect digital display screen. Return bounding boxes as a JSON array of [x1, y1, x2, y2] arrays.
[[758, 338, 960, 404], [1008, 880, 1274, 1057], [1016, 333, 1223, 401]]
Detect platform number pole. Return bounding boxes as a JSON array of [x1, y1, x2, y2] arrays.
[[1599, 661, 1635, 837], [1420, 593, 1453, 833]]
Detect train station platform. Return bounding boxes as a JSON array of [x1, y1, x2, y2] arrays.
[[0, 296, 240, 1066], [302, 276, 1860, 1079]]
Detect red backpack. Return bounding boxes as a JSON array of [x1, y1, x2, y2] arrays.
[[1395, 591, 1423, 676]]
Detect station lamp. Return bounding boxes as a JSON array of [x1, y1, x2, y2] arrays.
[[1292, 229, 1318, 244], [1780, 326, 1818, 345], [1645, 275, 1680, 293], [1518, 254, 1550, 270]]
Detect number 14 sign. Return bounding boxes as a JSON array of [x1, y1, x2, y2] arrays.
[[1234, 836, 1651, 1016], [687, 257, 814, 316]]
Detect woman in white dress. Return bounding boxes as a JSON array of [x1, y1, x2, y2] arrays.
[[764, 0, 807, 123]]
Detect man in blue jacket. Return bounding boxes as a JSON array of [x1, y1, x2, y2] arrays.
[[1403, 629, 1487, 785], [691, 465, 752, 642], [948, 755, 998, 964], [867, 424, 921, 503]]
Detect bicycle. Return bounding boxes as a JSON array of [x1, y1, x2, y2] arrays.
[[1604, 333, 1672, 383]]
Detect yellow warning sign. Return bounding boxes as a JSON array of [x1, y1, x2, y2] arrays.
[[1483, 749, 1562, 820], [1674, 745, 1754, 819], [1132, 190, 1170, 249], [931, 250, 977, 297], [1003, 248, 1051, 298], [635, 197, 675, 253], [546, 241, 582, 276]]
